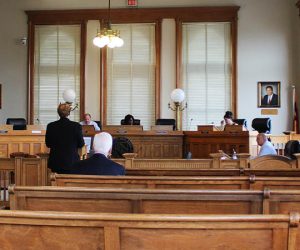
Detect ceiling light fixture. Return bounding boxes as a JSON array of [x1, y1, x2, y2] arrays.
[[93, 0, 124, 48]]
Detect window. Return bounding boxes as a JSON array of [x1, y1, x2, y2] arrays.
[[33, 25, 81, 125], [106, 23, 156, 130], [181, 22, 232, 130]]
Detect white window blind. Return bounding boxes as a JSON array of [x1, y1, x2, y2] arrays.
[[181, 22, 232, 130], [106, 23, 156, 130], [34, 25, 81, 126]]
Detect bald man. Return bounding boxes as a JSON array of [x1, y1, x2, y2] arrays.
[[46, 103, 85, 173], [256, 133, 277, 156], [70, 132, 125, 175]]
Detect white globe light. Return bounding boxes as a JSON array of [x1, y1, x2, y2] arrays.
[[99, 36, 109, 47], [93, 36, 102, 47], [63, 89, 76, 103], [107, 36, 118, 48], [115, 37, 124, 47], [171, 88, 185, 103], [107, 41, 116, 48]]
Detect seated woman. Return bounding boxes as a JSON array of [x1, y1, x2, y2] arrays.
[[123, 114, 135, 125], [220, 111, 237, 127]]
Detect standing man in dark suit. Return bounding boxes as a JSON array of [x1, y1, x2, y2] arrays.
[[70, 132, 125, 175], [261, 85, 278, 106], [46, 103, 85, 174]]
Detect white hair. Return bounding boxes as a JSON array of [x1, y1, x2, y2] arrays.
[[93, 132, 113, 156]]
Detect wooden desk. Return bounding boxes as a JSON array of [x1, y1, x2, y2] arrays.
[[106, 131, 184, 159], [0, 130, 48, 157], [184, 131, 249, 158]]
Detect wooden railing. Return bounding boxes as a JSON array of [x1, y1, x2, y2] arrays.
[[114, 153, 300, 172]]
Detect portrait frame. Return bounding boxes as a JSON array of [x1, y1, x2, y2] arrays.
[[258, 81, 280, 108]]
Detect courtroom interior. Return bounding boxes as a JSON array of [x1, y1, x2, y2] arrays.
[[1, 0, 300, 249]]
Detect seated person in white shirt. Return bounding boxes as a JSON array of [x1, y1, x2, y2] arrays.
[[256, 133, 277, 156], [80, 113, 100, 131]]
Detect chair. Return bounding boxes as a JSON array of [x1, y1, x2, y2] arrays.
[[120, 119, 140, 125], [6, 118, 26, 126], [251, 118, 271, 133], [94, 121, 102, 130], [156, 119, 176, 131], [284, 140, 300, 159], [112, 137, 134, 158], [6, 118, 27, 130], [232, 119, 247, 128]]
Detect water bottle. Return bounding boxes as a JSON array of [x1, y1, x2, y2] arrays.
[[232, 149, 237, 160]]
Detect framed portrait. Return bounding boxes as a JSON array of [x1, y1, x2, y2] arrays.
[[258, 81, 280, 108]]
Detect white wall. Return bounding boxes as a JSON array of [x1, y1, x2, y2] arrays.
[[0, 0, 299, 134]]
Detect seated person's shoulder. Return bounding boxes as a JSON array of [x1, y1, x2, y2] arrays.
[[111, 160, 126, 175]]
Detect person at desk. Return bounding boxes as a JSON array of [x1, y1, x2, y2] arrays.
[[70, 132, 125, 175], [123, 114, 135, 125], [256, 133, 277, 156], [80, 113, 100, 131], [220, 111, 237, 127], [261, 85, 278, 106], [46, 103, 85, 174]]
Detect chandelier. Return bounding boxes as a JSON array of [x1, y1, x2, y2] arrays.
[[93, 0, 124, 48]]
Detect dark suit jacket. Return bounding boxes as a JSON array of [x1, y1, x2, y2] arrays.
[[70, 153, 125, 176], [46, 117, 84, 173], [261, 94, 278, 106]]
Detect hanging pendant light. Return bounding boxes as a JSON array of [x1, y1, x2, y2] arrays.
[[93, 0, 124, 48]]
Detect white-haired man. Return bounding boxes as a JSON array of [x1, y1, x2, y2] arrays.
[[70, 132, 125, 175], [256, 133, 277, 156]]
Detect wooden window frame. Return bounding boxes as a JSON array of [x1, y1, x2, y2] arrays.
[[26, 14, 87, 124], [176, 7, 239, 116], [26, 6, 239, 124], [100, 20, 161, 125]]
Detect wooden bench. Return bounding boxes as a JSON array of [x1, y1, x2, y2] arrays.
[[9, 185, 300, 216], [0, 210, 297, 249], [51, 174, 251, 189], [9, 186, 264, 214], [51, 173, 300, 191]]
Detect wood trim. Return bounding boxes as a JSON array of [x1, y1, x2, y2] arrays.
[[101, 20, 108, 126], [28, 20, 35, 124], [101, 20, 162, 125], [175, 7, 239, 120], [155, 20, 162, 120], [26, 7, 240, 24], [27, 20, 87, 124], [80, 21, 87, 119], [175, 19, 182, 88], [231, 15, 238, 116]]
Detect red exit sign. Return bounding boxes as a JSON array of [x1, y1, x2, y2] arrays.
[[127, 0, 138, 7]]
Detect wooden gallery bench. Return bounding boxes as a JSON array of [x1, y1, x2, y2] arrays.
[[0, 210, 298, 249], [9, 186, 300, 215], [51, 173, 300, 191]]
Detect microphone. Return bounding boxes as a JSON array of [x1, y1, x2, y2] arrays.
[[188, 118, 193, 131]]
